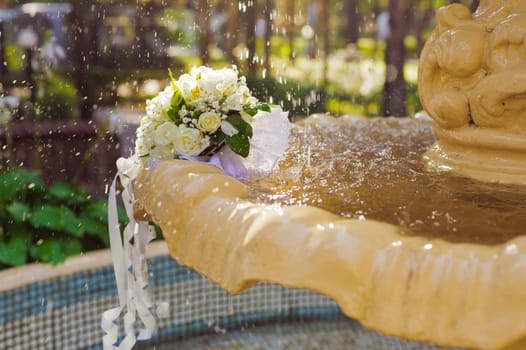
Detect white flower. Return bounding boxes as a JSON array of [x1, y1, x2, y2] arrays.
[[135, 130, 154, 156], [146, 86, 173, 122], [150, 144, 174, 161], [221, 120, 238, 136], [223, 93, 242, 111], [173, 125, 209, 156], [194, 66, 238, 97], [197, 111, 221, 133], [154, 121, 179, 146], [135, 65, 265, 162]]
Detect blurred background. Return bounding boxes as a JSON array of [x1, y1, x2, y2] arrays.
[[0, 0, 479, 267]]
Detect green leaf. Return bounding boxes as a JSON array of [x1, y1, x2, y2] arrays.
[[168, 69, 185, 106], [30, 205, 63, 231], [0, 236, 28, 266], [211, 131, 226, 145], [243, 102, 271, 116], [227, 114, 253, 138], [168, 68, 178, 90], [62, 239, 82, 257], [85, 201, 108, 220], [85, 201, 128, 228], [7, 201, 31, 222], [4, 221, 32, 239], [226, 133, 250, 158], [225, 114, 252, 158], [167, 68, 185, 122], [63, 209, 84, 237], [49, 182, 89, 205], [29, 205, 83, 237], [0, 168, 44, 204], [30, 239, 67, 264], [166, 108, 180, 123], [79, 217, 109, 246]]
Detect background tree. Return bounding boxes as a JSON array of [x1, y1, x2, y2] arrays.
[[70, 0, 99, 120], [0, 20, 6, 77], [383, 0, 413, 117], [135, 1, 148, 67], [194, 0, 211, 65], [342, 0, 359, 45], [245, 0, 257, 74], [285, 0, 295, 61], [317, 0, 329, 85], [263, 0, 273, 74]]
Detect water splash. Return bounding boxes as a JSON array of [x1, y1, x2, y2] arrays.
[[246, 116, 526, 245]]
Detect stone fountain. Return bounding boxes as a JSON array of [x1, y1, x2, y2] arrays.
[[419, 1, 526, 184], [133, 2, 526, 349]]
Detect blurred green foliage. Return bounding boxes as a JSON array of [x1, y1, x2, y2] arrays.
[[37, 74, 79, 120], [5, 43, 24, 71], [246, 75, 326, 118], [156, 7, 197, 47], [0, 168, 127, 269]]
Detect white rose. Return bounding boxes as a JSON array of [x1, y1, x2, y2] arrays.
[[197, 111, 221, 133], [154, 121, 179, 146], [176, 73, 194, 101], [135, 131, 154, 157], [146, 86, 173, 117], [173, 125, 208, 156], [237, 85, 257, 105], [221, 120, 239, 136], [195, 66, 238, 99], [150, 144, 174, 161], [223, 93, 242, 111]]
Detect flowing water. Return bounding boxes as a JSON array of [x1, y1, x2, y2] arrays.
[[246, 115, 526, 245]]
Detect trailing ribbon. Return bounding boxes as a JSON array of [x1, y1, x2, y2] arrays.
[[101, 106, 290, 349], [101, 157, 168, 350]]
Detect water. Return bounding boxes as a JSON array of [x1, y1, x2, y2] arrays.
[[246, 115, 526, 245]]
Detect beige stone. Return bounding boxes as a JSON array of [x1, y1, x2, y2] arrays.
[[135, 160, 526, 349], [418, 1, 526, 184]]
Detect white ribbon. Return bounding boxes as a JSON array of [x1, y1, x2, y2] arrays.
[[101, 157, 168, 350], [101, 107, 290, 349]]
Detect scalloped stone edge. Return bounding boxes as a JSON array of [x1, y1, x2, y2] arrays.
[[135, 158, 526, 350]]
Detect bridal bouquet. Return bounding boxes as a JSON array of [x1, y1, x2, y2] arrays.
[[104, 66, 291, 349], [136, 66, 274, 162]]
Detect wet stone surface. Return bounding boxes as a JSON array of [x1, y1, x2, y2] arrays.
[[246, 115, 526, 245]]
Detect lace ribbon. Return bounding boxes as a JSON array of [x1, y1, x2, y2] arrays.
[[101, 157, 168, 350]]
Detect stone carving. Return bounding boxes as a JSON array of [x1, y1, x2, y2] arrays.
[[419, 1, 526, 184]]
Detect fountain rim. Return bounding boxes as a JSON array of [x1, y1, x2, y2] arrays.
[[0, 241, 169, 292], [134, 144, 526, 350]]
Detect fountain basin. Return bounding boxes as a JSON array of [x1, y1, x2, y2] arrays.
[[135, 114, 526, 350], [1, 242, 455, 350]]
